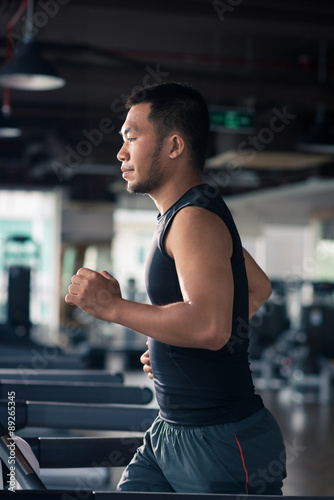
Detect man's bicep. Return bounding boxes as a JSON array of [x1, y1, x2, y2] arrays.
[[167, 207, 234, 333]]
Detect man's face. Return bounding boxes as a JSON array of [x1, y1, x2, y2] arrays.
[[117, 102, 164, 195]]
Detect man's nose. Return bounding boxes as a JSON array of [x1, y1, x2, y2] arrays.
[[117, 143, 129, 162]]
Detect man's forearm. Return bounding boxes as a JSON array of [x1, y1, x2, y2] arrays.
[[107, 297, 230, 351], [65, 268, 232, 351]]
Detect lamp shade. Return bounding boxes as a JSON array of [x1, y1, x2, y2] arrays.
[[0, 114, 22, 138], [0, 39, 65, 91]]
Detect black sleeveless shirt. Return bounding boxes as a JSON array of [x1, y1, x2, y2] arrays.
[[145, 184, 263, 425]]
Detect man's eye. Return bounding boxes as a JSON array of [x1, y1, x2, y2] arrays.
[[128, 137, 136, 142]]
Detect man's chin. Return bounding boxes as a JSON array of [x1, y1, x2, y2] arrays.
[[127, 182, 148, 195], [126, 183, 134, 194], [127, 182, 138, 194], [126, 180, 135, 193]]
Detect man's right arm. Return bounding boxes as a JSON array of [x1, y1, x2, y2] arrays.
[[243, 247, 272, 319], [141, 248, 272, 379]]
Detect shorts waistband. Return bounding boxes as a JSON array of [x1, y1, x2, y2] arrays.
[[157, 407, 268, 433]]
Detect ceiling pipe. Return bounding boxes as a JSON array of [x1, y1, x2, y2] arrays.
[[1, 0, 29, 117], [0, 0, 28, 138]]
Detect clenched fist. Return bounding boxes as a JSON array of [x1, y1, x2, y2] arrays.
[[65, 268, 122, 321]]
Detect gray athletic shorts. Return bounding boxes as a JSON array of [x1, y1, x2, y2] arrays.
[[117, 407, 286, 494]]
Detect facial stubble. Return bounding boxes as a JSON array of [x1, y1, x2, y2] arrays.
[[127, 139, 164, 195]]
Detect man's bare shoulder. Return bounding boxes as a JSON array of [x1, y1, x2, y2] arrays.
[[173, 205, 232, 236], [165, 205, 233, 259]]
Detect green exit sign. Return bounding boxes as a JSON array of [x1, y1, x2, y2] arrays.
[[209, 108, 255, 131]]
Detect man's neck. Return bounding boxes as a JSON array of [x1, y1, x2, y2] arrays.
[[149, 171, 204, 215]]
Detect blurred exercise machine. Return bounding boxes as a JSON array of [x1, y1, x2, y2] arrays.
[[0, 393, 158, 490], [0, 236, 107, 370], [249, 280, 334, 403], [290, 281, 334, 402], [248, 280, 291, 388], [0, 400, 158, 432], [0, 494, 332, 500], [0, 369, 123, 384], [0, 381, 152, 405]]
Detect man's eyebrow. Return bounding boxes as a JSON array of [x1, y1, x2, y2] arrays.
[[119, 126, 134, 137]]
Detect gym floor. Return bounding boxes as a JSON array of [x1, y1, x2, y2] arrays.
[[260, 389, 334, 496], [125, 370, 334, 497]]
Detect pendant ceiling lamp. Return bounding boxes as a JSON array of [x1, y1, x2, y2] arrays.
[[0, 0, 65, 91], [0, 38, 65, 91], [0, 112, 22, 138]]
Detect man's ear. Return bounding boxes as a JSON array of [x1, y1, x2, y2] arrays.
[[169, 134, 185, 159]]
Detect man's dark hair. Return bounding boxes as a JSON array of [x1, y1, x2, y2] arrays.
[[125, 82, 210, 171]]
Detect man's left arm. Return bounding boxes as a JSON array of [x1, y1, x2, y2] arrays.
[[243, 248, 272, 319], [65, 206, 235, 351]]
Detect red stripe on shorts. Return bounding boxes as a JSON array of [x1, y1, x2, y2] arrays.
[[234, 434, 249, 495]]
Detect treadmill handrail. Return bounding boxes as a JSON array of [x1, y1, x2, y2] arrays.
[[25, 436, 144, 468], [0, 381, 152, 405], [0, 369, 123, 384], [0, 400, 158, 431]]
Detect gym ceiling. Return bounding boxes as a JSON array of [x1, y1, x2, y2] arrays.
[[0, 0, 333, 202]]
